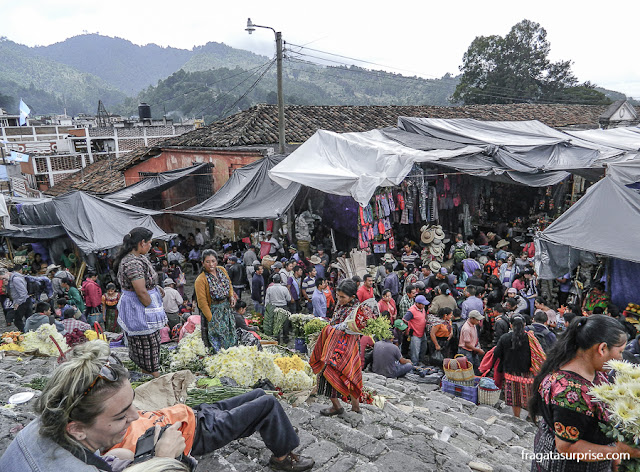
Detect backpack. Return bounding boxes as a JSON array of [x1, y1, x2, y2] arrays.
[[529, 326, 552, 353], [25, 275, 42, 297], [453, 245, 467, 264]]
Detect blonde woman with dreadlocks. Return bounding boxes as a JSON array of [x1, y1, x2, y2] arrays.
[[0, 341, 314, 472]]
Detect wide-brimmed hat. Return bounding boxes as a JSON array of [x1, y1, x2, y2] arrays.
[[420, 225, 429, 233], [487, 232, 496, 239], [163, 278, 175, 286], [430, 238, 443, 247], [429, 261, 441, 273], [421, 229, 435, 245], [496, 239, 510, 249], [430, 245, 444, 257], [382, 253, 396, 263], [309, 255, 322, 264], [45, 264, 60, 275], [262, 255, 276, 269], [433, 226, 445, 239]]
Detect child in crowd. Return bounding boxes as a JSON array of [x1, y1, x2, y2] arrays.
[[24, 302, 62, 332], [101, 282, 121, 332]]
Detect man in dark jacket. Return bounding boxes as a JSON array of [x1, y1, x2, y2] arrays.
[[492, 305, 510, 346], [227, 256, 245, 300], [525, 310, 557, 353], [251, 265, 265, 314]]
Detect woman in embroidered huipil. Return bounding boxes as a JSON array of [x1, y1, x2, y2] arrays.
[[529, 315, 640, 472], [194, 249, 237, 353]]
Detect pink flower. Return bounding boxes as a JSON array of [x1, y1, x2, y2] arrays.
[[566, 390, 579, 403]]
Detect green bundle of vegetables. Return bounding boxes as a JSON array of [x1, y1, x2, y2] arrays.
[[303, 318, 329, 343], [263, 304, 275, 335], [185, 387, 254, 407], [272, 308, 291, 336], [362, 316, 393, 340]]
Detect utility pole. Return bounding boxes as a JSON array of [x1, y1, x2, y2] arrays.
[[246, 18, 286, 155], [275, 31, 285, 155]]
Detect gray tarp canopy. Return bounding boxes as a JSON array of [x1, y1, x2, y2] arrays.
[[179, 155, 301, 219], [18, 191, 172, 253], [102, 163, 209, 204], [270, 118, 625, 206], [0, 224, 67, 240], [535, 161, 640, 278]]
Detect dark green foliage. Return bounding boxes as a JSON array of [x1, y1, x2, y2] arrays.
[[452, 20, 610, 106]]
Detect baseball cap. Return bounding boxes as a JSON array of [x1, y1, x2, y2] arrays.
[[469, 310, 484, 320], [273, 262, 283, 269], [440, 267, 448, 275], [507, 287, 517, 294], [393, 319, 408, 331], [415, 295, 429, 306]]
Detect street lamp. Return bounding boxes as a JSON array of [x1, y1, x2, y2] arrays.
[[245, 18, 285, 155]]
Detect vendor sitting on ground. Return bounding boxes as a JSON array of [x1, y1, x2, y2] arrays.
[[0, 341, 314, 472], [371, 336, 413, 378]]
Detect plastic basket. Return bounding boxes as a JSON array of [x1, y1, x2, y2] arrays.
[[478, 386, 501, 406], [441, 377, 479, 404]]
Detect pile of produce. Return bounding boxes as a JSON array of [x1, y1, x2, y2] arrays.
[[21, 324, 69, 357], [1, 331, 24, 352], [203, 345, 315, 391], [262, 305, 291, 336], [274, 355, 306, 374], [85, 330, 106, 341], [2, 331, 24, 344], [170, 331, 208, 369], [289, 314, 315, 338], [363, 316, 393, 340], [303, 318, 329, 343], [185, 386, 256, 407], [64, 329, 88, 347]]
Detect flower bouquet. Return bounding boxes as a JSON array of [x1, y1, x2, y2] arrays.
[[590, 360, 640, 471], [170, 331, 208, 370]]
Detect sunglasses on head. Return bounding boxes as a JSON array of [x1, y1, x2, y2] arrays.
[[82, 355, 123, 397]]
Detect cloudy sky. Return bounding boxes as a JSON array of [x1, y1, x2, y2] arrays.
[[3, 1, 639, 98]]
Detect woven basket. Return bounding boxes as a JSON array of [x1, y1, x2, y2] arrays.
[[478, 386, 501, 406], [443, 354, 475, 383]]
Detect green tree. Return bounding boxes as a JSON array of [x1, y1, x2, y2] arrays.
[[452, 20, 585, 104]]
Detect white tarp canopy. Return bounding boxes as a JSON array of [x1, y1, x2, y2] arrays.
[[270, 118, 626, 206], [565, 127, 640, 152], [269, 129, 484, 206], [536, 160, 640, 278]]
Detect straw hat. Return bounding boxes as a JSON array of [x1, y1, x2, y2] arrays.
[[433, 226, 445, 239], [496, 239, 510, 249], [262, 255, 276, 269], [382, 253, 396, 263], [309, 255, 322, 265], [430, 245, 444, 257], [421, 229, 435, 245], [430, 238, 443, 247], [428, 261, 442, 273]]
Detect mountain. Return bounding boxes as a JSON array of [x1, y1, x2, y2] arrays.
[[35, 34, 193, 95], [0, 37, 126, 115], [182, 41, 270, 73], [119, 64, 459, 124]]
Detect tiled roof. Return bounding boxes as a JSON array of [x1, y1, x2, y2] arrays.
[[46, 103, 636, 196], [160, 103, 627, 148], [45, 147, 160, 196]]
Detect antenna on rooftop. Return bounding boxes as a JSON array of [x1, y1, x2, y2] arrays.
[[97, 100, 109, 127]]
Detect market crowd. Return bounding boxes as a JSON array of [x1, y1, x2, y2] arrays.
[[3, 222, 640, 472]]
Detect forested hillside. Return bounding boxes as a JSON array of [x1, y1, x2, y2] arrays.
[[119, 63, 459, 123], [35, 34, 193, 95], [0, 37, 126, 115]]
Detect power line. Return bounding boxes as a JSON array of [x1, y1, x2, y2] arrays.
[[193, 59, 276, 119], [219, 60, 276, 118], [286, 42, 448, 80]]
